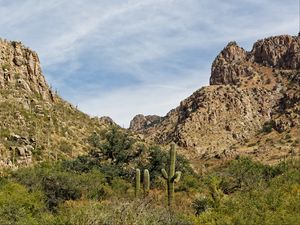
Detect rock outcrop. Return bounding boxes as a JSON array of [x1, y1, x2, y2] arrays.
[[130, 35, 300, 164], [129, 114, 162, 131], [0, 39, 54, 101], [251, 35, 300, 69], [210, 41, 248, 85], [210, 35, 300, 86]]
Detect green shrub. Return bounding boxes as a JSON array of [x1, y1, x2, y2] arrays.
[[12, 160, 132, 209], [62, 155, 101, 173], [89, 126, 137, 165], [177, 174, 202, 192], [192, 196, 214, 215], [0, 181, 49, 225], [42, 172, 82, 211], [261, 120, 276, 133], [218, 157, 285, 193]]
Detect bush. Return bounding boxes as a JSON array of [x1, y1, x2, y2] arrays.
[[42, 172, 82, 211], [217, 157, 285, 193], [62, 155, 101, 173], [177, 174, 202, 192], [0, 181, 50, 225], [192, 196, 214, 215], [261, 120, 276, 133]]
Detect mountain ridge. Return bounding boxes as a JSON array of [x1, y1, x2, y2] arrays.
[[1, 34, 299, 169], [129, 34, 300, 166]]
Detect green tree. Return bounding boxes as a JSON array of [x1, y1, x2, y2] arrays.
[[89, 126, 137, 165]]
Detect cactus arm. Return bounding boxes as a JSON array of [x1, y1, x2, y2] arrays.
[[172, 171, 181, 183], [161, 168, 168, 180]]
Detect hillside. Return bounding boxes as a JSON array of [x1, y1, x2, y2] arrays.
[[129, 35, 300, 166], [0, 39, 113, 168]]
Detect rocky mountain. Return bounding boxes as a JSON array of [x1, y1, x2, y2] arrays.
[[129, 35, 300, 166], [1, 35, 299, 170], [0, 39, 112, 168]]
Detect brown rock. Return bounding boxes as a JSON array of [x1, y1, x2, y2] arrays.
[[0, 40, 54, 101], [129, 114, 162, 131]]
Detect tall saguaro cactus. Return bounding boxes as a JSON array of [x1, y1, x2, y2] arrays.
[[161, 143, 181, 208], [143, 169, 150, 196], [135, 168, 141, 197]]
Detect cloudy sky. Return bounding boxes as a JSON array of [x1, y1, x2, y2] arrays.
[[0, 0, 298, 127]]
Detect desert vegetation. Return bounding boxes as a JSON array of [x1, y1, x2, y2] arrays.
[[0, 126, 299, 225]]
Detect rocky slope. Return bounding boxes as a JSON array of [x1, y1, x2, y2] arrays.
[[0, 39, 112, 168], [130, 35, 300, 166]]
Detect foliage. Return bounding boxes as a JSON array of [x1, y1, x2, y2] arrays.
[[192, 196, 214, 216], [0, 181, 51, 225], [218, 157, 285, 193], [42, 172, 82, 211], [12, 161, 130, 211], [1, 154, 299, 225], [89, 126, 139, 165], [191, 171, 300, 224], [261, 120, 276, 133]]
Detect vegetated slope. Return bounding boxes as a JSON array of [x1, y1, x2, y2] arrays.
[[0, 39, 114, 168], [129, 35, 300, 166]]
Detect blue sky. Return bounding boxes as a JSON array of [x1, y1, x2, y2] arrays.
[[0, 0, 297, 127]]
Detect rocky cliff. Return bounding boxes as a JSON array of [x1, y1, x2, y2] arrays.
[[0, 40, 54, 101], [130, 35, 300, 165]]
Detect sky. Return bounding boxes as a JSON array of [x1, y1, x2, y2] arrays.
[[0, 0, 298, 127]]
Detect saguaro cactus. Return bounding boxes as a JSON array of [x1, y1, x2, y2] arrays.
[[135, 168, 141, 197], [161, 143, 181, 208], [143, 169, 150, 196]]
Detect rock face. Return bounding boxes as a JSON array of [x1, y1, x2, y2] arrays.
[[210, 35, 300, 85], [129, 114, 162, 131], [251, 35, 300, 69], [210, 41, 248, 85], [0, 39, 54, 101], [130, 35, 300, 164]]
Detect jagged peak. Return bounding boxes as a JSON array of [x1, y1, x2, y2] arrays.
[[210, 34, 300, 85]]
